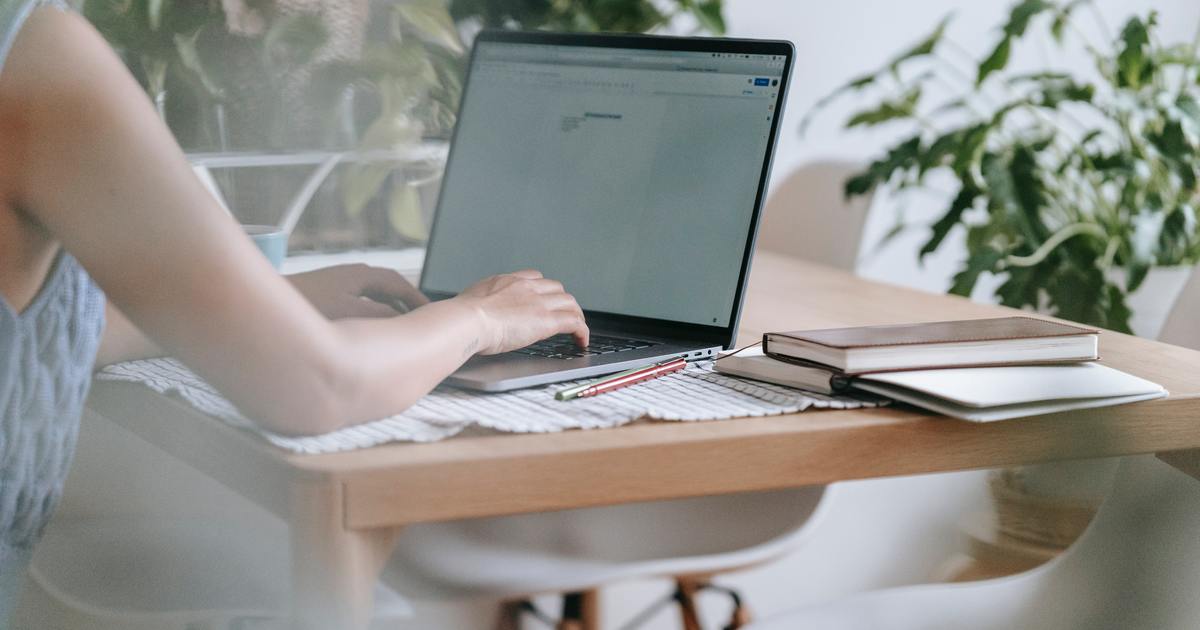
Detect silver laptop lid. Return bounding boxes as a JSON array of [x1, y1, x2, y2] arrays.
[[421, 31, 794, 348]]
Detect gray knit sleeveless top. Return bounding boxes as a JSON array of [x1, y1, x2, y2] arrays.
[[1, 1, 105, 620], [0, 253, 105, 620]]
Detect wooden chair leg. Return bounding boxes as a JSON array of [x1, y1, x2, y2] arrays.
[[559, 590, 600, 630], [725, 593, 753, 629], [674, 577, 754, 630], [495, 600, 524, 630], [675, 579, 704, 630]]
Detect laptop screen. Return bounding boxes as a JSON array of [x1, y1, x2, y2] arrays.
[[422, 36, 788, 328]]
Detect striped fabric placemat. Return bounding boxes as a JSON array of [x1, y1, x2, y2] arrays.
[[98, 358, 886, 454]]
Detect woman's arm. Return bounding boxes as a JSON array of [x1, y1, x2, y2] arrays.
[[1, 8, 587, 435], [96, 264, 432, 366]]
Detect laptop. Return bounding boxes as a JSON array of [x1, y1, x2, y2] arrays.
[[421, 30, 794, 391]]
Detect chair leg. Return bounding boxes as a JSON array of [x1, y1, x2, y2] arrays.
[[495, 600, 524, 630], [673, 578, 754, 630], [559, 590, 600, 630], [675, 579, 703, 630], [721, 589, 752, 630]]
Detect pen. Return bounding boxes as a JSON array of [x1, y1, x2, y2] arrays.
[[556, 357, 688, 401]]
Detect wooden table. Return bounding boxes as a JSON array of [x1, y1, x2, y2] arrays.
[[86, 251, 1200, 629]]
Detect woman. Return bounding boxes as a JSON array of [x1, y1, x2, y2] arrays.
[[0, 0, 588, 618]]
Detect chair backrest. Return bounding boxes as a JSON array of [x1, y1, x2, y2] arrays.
[[1023, 455, 1200, 629], [750, 456, 1200, 630], [1158, 262, 1200, 349], [757, 161, 874, 272]]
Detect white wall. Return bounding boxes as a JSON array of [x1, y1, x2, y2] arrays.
[[728, 0, 1200, 294]]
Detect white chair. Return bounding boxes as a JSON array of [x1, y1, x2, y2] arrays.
[[755, 160, 874, 269], [751, 454, 1200, 630], [383, 488, 828, 626], [751, 264, 1200, 630]]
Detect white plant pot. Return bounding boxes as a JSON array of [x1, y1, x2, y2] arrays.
[[1108, 265, 1194, 340], [987, 266, 1193, 521]]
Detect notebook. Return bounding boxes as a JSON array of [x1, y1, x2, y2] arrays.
[[763, 316, 1099, 374], [852, 363, 1166, 422], [716, 347, 845, 394], [714, 348, 1166, 422]]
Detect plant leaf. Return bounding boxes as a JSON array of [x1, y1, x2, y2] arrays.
[[951, 123, 990, 179], [1046, 263, 1108, 327], [887, 14, 952, 73], [1116, 14, 1153, 88], [1009, 145, 1051, 242], [262, 13, 329, 69], [921, 184, 979, 260], [1050, 0, 1089, 43], [979, 0, 1054, 84], [173, 29, 223, 99], [843, 135, 923, 198], [1004, 0, 1054, 37], [690, 0, 726, 35], [388, 182, 428, 241], [1126, 260, 1150, 293], [1178, 94, 1200, 126], [950, 246, 1005, 296], [341, 163, 392, 218], [845, 87, 921, 128], [1104, 284, 1134, 333], [844, 171, 877, 198], [800, 72, 878, 137], [147, 0, 164, 31], [997, 264, 1050, 309], [977, 37, 1012, 85], [394, 0, 466, 54]]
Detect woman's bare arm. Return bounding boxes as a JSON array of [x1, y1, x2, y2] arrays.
[[0, 8, 587, 435], [96, 264, 433, 367]]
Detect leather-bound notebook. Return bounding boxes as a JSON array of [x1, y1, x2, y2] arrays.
[[763, 316, 1099, 374]]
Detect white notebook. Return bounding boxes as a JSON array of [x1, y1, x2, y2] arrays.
[[717, 351, 1166, 423], [853, 363, 1166, 422]]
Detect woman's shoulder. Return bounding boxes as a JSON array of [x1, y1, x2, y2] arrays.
[[0, 1, 67, 77]]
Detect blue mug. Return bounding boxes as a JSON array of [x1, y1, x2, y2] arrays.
[[243, 225, 287, 270]]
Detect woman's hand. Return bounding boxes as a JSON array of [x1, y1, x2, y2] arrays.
[[288, 264, 429, 320], [453, 270, 590, 354]]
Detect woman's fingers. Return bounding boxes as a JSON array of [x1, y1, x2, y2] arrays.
[[527, 278, 566, 295], [359, 266, 429, 309], [554, 310, 590, 347], [511, 269, 544, 280], [345, 297, 404, 319]]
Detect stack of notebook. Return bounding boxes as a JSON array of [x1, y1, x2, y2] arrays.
[[715, 316, 1166, 422]]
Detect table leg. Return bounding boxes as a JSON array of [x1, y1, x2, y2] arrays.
[[289, 478, 400, 630]]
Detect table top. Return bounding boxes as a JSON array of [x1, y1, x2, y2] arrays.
[[87, 251, 1200, 530]]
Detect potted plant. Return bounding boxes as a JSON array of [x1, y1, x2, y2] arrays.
[[809, 0, 1200, 334]]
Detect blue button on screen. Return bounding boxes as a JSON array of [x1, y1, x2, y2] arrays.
[[754, 78, 770, 86]]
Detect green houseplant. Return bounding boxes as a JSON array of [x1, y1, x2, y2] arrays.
[[812, 0, 1200, 333]]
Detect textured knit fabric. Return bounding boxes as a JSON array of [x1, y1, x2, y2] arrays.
[[1, 2, 104, 622], [0, 253, 105, 622]]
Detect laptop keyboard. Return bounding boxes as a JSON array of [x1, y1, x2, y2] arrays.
[[513, 334, 660, 360]]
